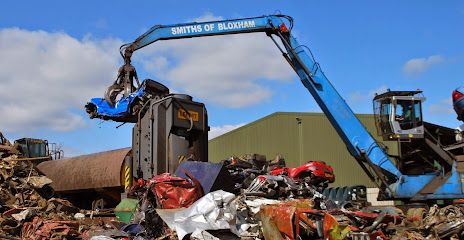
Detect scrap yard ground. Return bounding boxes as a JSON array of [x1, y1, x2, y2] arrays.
[[1, 1, 464, 240]]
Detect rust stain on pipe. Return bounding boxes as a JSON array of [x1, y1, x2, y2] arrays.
[[37, 148, 131, 192]]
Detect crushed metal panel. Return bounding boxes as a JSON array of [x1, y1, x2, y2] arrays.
[[260, 199, 317, 239], [175, 161, 235, 194], [261, 204, 295, 238], [150, 173, 203, 209], [37, 148, 130, 192]]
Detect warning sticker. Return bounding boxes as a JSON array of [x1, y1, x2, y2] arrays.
[[178, 109, 199, 122]]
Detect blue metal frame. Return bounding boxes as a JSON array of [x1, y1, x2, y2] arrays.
[[113, 15, 463, 200]]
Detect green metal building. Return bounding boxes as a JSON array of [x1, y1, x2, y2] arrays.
[[208, 112, 398, 188]]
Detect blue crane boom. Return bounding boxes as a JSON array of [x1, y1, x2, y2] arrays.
[[119, 15, 464, 200]]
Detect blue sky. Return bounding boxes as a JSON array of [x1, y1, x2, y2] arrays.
[[1, 1, 463, 156]]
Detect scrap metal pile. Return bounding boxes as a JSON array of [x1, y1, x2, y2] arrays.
[[122, 155, 464, 240], [0, 132, 19, 158], [2, 153, 464, 239], [0, 155, 131, 240]]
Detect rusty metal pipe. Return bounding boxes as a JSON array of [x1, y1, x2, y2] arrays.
[[37, 148, 131, 192]]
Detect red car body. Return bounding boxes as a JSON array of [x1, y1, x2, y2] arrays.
[[146, 173, 203, 209], [270, 161, 335, 183]]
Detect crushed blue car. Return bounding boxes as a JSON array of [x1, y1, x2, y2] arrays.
[[85, 79, 169, 123]]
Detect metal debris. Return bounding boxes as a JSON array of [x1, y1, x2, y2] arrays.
[[3, 150, 464, 240], [21, 217, 80, 240], [0, 132, 19, 158], [0, 154, 122, 239], [124, 155, 464, 239]]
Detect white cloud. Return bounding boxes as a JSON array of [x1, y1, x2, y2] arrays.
[[369, 85, 389, 97], [349, 85, 389, 103], [192, 12, 223, 22], [427, 98, 454, 116], [0, 13, 294, 133], [403, 55, 444, 76], [136, 15, 294, 108], [61, 145, 84, 158], [0, 28, 122, 133], [209, 123, 245, 139]]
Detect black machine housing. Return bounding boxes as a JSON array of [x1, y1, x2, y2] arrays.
[[132, 93, 209, 179]]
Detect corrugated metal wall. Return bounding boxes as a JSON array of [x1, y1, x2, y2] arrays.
[[208, 112, 398, 187]]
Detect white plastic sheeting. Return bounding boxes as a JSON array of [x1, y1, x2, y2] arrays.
[[190, 230, 220, 240], [156, 190, 236, 240], [244, 198, 281, 214]]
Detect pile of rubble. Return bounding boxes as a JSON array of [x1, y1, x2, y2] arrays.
[[125, 155, 464, 240], [0, 156, 125, 240], [2, 153, 464, 239], [0, 132, 19, 159]]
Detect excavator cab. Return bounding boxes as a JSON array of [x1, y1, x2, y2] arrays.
[[373, 90, 425, 141]]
